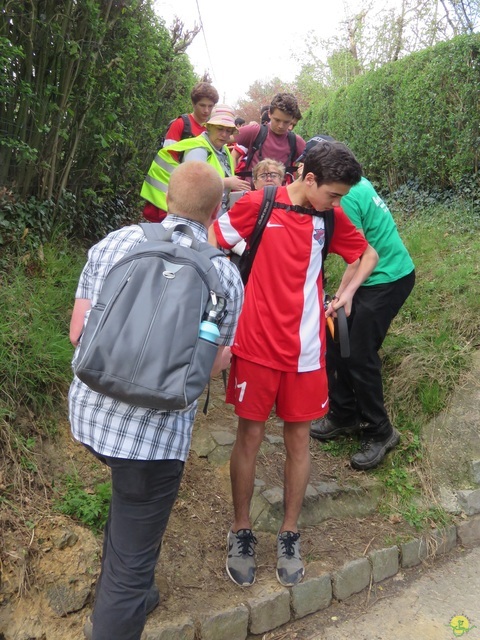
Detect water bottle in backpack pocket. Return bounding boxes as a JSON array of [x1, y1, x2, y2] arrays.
[[74, 223, 227, 411]]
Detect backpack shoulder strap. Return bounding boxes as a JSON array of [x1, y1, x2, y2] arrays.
[[320, 208, 335, 290], [198, 242, 227, 261], [249, 185, 278, 248], [321, 209, 335, 264], [243, 124, 268, 172], [139, 222, 167, 241], [140, 222, 199, 249], [180, 113, 192, 140], [286, 130, 298, 167], [238, 186, 278, 284]]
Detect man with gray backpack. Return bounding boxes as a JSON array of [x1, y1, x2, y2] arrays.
[[68, 161, 243, 640]]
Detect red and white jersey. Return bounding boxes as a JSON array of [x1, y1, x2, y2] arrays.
[[214, 187, 368, 372]]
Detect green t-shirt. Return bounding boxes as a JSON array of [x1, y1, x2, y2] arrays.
[[341, 177, 414, 286]]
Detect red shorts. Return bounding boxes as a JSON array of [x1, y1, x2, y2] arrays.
[[226, 356, 329, 422]]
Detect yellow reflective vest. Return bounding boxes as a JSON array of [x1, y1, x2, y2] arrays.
[[140, 134, 235, 211]]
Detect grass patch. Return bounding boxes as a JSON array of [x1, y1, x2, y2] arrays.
[[0, 240, 85, 414], [323, 199, 480, 529]]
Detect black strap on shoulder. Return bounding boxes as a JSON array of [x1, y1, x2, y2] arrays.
[[240, 124, 268, 176], [238, 193, 336, 286], [236, 127, 298, 180], [238, 185, 277, 284], [180, 113, 192, 140], [160, 114, 192, 150], [322, 208, 334, 266], [286, 130, 297, 166]]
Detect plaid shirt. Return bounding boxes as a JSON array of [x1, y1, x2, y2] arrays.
[[68, 218, 243, 461]]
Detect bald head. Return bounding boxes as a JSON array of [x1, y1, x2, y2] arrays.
[[166, 162, 223, 223]]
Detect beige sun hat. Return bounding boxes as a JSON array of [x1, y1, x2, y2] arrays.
[[205, 104, 237, 129]]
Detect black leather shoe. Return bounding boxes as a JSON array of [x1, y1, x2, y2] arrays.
[[83, 585, 160, 639], [310, 414, 358, 441], [350, 429, 400, 470], [145, 585, 160, 613]]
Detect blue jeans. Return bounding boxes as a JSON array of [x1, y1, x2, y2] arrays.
[[327, 270, 415, 439], [86, 448, 184, 640]]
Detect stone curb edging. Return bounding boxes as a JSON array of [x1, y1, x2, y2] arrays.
[[141, 515, 480, 639]]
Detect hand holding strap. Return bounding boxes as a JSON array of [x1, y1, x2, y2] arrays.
[[325, 294, 350, 358]]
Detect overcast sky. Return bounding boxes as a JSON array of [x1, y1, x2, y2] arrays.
[[154, 0, 404, 105]]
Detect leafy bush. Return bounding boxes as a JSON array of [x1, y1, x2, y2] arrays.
[[55, 474, 111, 533], [300, 34, 480, 193], [0, 188, 139, 255]]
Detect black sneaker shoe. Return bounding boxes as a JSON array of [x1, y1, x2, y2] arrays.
[[276, 531, 305, 587], [350, 429, 400, 470], [310, 414, 358, 441], [226, 528, 257, 587]]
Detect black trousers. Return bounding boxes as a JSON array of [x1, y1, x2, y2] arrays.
[[327, 270, 415, 439], [87, 448, 184, 640]]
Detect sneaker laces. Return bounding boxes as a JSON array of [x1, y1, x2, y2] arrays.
[[235, 529, 257, 556], [279, 532, 300, 557]]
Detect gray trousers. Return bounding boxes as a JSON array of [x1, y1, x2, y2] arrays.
[[87, 447, 184, 640]]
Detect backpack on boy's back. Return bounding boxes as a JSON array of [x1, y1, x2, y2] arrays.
[[158, 113, 192, 149], [74, 223, 226, 411]]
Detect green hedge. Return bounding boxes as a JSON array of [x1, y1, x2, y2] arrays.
[[299, 35, 480, 191]]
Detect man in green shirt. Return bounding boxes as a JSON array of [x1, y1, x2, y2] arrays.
[[308, 137, 415, 470]]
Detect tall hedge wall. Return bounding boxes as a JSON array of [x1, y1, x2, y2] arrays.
[[300, 35, 480, 191]]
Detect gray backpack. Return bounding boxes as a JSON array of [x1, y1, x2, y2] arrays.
[[74, 223, 226, 411]]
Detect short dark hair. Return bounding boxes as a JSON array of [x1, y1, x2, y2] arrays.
[[302, 141, 362, 187], [190, 82, 219, 105], [234, 116, 245, 127], [269, 93, 301, 119]]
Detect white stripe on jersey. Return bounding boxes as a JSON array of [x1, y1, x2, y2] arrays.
[[298, 218, 325, 371], [217, 210, 243, 247]]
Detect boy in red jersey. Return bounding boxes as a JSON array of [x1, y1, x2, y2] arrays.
[[213, 140, 378, 588]]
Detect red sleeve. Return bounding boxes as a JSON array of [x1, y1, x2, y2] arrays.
[[214, 190, 264, 249], [329, 207, 368, 263], [164, 117, 183, 143]]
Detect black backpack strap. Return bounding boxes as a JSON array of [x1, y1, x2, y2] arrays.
[[286, 130, 298, 166], [248, 185, 278, 248], [238, 185, 277, 284], [321, 209, 334, 265], [242, 124, 268, 174], [180, 113, 192, 140], [319, 208, 335, 291]]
